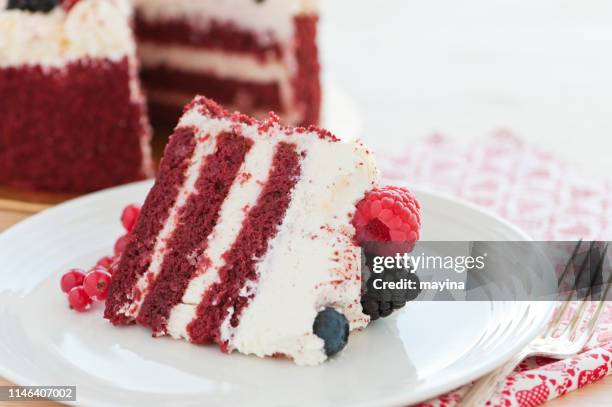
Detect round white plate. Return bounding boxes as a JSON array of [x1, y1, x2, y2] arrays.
[[0, 181, 553, 407]]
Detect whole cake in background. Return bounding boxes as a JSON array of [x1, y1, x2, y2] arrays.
[[0, 0, 153, 192], [133, 0, 321, 128], [105, 96, 381, 365]]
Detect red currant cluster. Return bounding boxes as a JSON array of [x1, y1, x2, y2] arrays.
[[60, 204, 141, 312]]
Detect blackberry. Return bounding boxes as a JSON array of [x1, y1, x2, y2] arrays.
[[360, 257, 420, 321], [7, 0, 59, 12], [313, 308, 349, 357]]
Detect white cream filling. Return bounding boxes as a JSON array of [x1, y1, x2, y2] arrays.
[[0, 0, 135, 67], [133, 0, 317, 44], [165, 105, 379, 365], [139, 43, 290, 82]]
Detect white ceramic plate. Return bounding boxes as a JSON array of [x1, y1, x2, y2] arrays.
[[0, 181, 553, 407]]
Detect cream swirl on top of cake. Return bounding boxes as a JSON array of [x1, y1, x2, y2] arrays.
[[0, 0, 135, 67]]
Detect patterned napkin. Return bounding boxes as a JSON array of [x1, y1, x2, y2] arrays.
[[378, 131, 612, 407]]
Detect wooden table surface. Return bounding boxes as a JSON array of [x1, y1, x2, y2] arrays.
[[0, 209, 610, 407]]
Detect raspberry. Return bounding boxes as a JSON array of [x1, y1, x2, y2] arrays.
[[68, 287, 92, 312], [60, 269, 86, 293], [353, 186, 421, 244], [120, 204, 141, 233], [83, 268, 112, 301]]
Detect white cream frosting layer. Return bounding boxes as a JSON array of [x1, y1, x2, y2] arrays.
[[0, 0, 136, 67], [164, 104, 379, 365], [139, 43, 290, 82], [133, 0, 317, 44]]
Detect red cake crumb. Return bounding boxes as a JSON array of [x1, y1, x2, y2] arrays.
[[0, 58, 152, 192], [187, 142, 301, 345], [136, 132, 253, 334], [104, 127, 198, 325]]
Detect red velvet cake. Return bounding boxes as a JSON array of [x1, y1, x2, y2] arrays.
[[0, 0, 153, 192], [105, 96, 379, 365], [133, 0, 321, 128]]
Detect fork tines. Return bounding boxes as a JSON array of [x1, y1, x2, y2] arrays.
[[558, 241, 610, 302]]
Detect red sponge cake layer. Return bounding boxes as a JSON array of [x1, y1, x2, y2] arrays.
[[105, 127, 197, 325], [0, 58, 152, 192]]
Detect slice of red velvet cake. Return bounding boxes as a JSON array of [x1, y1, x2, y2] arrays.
[[105, 96, 379, 365], [133, 0, 321, 128], [0, 0, 153, 192]]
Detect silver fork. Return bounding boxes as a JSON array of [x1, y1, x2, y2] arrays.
[[459, 241, 611, 407]]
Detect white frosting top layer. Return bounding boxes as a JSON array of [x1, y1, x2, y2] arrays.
[[133, 0, 317, 43], [0, 0, 135, 67]]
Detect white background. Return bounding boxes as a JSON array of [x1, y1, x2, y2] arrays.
[[320, 0, 612, 174]]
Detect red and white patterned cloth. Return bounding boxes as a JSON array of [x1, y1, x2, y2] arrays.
[[379, 131, 612, 407]]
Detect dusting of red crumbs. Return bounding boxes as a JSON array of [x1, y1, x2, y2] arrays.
[[187, 96, 338, 141], [238, 172, 252, 186]]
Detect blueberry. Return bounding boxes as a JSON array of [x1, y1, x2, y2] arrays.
[[313, 307, 349, 357], [7, 0, 59, 12]]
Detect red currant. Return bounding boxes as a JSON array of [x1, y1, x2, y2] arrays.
[[68, 287, 92, 312], [96, 256, 114, 270], [121, 204, 141, 233], [83, 269, 112, 301], [107, 257, 120, 276], [114, 234, 129, 256], [60, 269, 86, 293]]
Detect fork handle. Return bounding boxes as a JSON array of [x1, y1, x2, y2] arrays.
[[458, 351, 528, 407]]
